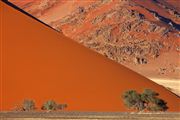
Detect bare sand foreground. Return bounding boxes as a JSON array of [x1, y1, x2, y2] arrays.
[[1, 112, 180, 120]]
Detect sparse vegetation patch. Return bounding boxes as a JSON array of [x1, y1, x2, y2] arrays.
[[122, 89, 168, 112], [41, 100, 67, 111]]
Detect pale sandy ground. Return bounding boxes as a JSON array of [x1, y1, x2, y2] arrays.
[[150, 78, 180, 96], [1, 112, 180, 120], [1, 118, 180, 120]]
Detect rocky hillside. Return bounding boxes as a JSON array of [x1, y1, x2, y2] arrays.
[[8, 0, 180, 94]]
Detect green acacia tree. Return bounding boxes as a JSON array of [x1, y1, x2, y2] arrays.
[[141, 89, 168, 111], [122, 90, 145, 111], [122, 89, 168, 112]]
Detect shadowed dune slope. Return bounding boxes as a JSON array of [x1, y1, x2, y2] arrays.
[[0, 1, 180, 112]]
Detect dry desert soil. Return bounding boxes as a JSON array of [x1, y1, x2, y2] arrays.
[[1, 0, 180, 112], [1, 112, 180, 120]]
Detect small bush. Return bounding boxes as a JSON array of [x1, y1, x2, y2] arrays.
[[12, 104, 24, 111], [57, 104, 68, 110], [122, 89, 168, 112], [122, 90, 145, 111], [41, 100, 57, 111], [22, 99, 36, 111], [147, 98, 168, 111], [41, 100, 67, 111], [141, 89, 159, 103], [141, 89, 168, 112], [13, 99, 36, 111]]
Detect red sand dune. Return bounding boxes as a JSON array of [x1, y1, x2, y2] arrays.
[[8, 0, 180, 76], [8, 0, 180, 96], [0, 1, 180, 111]]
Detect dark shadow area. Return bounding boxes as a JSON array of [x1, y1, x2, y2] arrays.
[[2, 0, 59, 32], [138, 3, 180, 31], [148, 9, 180, 30], [137, 4, 180, 31]]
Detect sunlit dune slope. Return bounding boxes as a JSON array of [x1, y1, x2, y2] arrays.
[[8, 0, 180, 84], [1, 1, 180, 112]]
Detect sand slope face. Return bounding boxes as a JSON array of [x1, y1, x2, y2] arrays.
[[8, 0, 180, 95], [1, 1, 180, 112]]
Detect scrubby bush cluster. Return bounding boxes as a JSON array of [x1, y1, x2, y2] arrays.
[[122, 89, 168, 112], [41, 100, 67, 111], [22, 99, 36, 111], [13, 99, 67, 111], [13, 99, 36, 111]]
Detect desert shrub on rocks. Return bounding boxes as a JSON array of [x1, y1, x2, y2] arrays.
[[122, 89, 168, 112], [41, 100, 67, 111]]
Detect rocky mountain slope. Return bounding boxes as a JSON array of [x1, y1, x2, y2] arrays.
[[8, 0, 180, 95]]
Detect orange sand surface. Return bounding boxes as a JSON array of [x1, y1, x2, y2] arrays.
[[0, 1, 180, 112]]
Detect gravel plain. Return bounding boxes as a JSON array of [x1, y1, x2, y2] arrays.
[[1, 112, 180, 120]]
